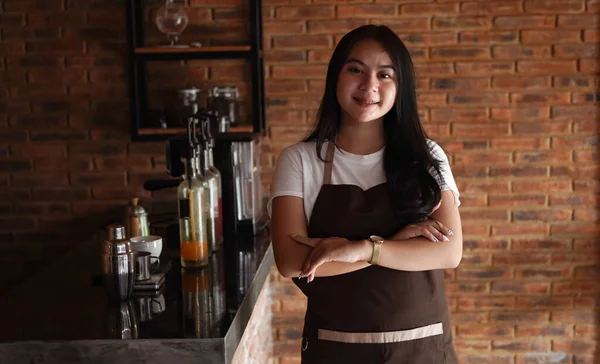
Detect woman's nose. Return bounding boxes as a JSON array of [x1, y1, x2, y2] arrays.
[[358, 73, 378, 91]]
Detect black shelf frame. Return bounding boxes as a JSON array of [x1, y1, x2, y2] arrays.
[[125, 0, 266, 142]]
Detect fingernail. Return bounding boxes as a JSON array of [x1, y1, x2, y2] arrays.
[[306, 277, 310, 284], [447, 229, 454, 236], [443, 235, 450, 242], [433, 237, 439, 242]]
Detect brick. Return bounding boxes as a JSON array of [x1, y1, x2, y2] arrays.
[[11, 173, 69, 187], [272, 65, 327, 79], [70, 172, 126, 186], [515, 151, 571, 164], [275, 6, 334, 19], [458, 253, 493, 266], [513, 121, 571, 135], [522, 30, 581, 44], [414, 62, 454, 75], [489, 195, 547, 208], [459, 31, 519, 44], [493, 45, 553, 59], [583, 29, 598, 42], [525, 0, 585, 13], [30, 130, 89, 142], [461, 209, 508, 221], [0, 159, 33, 173], [492, 281, 550, 294], [552, 310, 595, 323], [492, 106, 550, 120], [457, 296, 516, 310], [459, 354, 514, 364], [554, 281, 600, 294], [307, 19, 367, 34], [456, 61, 515, 74], [457, 267, 513, 280], [518, 60, 577, 73], [551, 105, 596, 119], [517, 352, 570, 364], [552, 340, 595, 355], [493, 339, 551, 352], [34, 158, 92, 172], [433, 16, 491, 29], [462, 1, 523, 13], [511, 92, 571, 105], [431, 78, 489, 90], [401, 3, 458, 15], [449, 93, 509, 105], [454, 340, 490, 351], [273, 35, 331, 49], [572, 91, 600, 104], [495, 15, 556, 29], [338, 5, 398, 17], [555, 44, 599, 58], [32, 188, 90, 201], [494, 252, 551, 265], [558, 14, 599, 27], [68, 143, 127, 156], [516, 267, 572, 280], [491, 312, 550, 323], [579, 59, 600, 73], [573, 120, 598, 134], [493, 76, 551, 90], [373, 18, 431, 32], [431, 107, 487, 122], [491, 223, 548, 236], [492, 138, 546, 150], [400, 32, 457, 46], [431, 46, 489, 60], [0, 12, 25, 26], [516, 296, 573, 309]]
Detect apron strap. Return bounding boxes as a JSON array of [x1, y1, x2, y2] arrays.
[[323, 141, 335, 185]]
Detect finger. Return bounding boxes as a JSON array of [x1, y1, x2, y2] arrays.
[[426, 225, 448, 242], [429, 219, 454, 238], [292, 235, 317, 247], [419, 227, 439, 242], [301, 246, 322, 276]]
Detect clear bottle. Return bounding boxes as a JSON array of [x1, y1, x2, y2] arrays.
[[198, 142, 222, 253], [207, 139, 223, 247], [178, 155, 209, 268]]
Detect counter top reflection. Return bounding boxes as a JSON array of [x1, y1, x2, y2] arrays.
[[0, 231, 273, 364]]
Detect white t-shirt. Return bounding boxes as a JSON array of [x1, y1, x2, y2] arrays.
[[268, 140, 460, 223]]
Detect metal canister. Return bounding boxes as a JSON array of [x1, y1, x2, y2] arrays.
[[102, 224, 136, 301], [126, 197, 149, 238]]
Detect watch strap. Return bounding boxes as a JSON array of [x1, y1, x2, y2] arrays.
[[368, 235, 383, 265]]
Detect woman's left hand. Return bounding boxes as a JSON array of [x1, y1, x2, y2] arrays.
[[291, 235, 370, 283]]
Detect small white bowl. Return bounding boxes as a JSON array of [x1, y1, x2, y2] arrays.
[[130, 235, 162, 264]]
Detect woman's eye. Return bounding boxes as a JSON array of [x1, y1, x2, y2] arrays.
[[348, 67, 362, 74], [379, 73, 391, 79]]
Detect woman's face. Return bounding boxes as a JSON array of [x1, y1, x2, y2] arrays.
[[336, 39, 397, 125]]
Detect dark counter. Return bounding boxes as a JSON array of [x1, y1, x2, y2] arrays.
[[0, 231, 273, 364]]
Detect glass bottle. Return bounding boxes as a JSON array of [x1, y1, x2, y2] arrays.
[[198, 142, 222, 253], [178, 155, 209, 268], [207, 138, 223, 247]]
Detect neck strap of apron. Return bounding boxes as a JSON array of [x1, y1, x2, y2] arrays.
[[323, 141, 335, 185]]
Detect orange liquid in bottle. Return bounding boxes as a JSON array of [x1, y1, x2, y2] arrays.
[[181, 240, 209, 267]]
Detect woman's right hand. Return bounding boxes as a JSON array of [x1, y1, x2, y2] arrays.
[[391, 217, 453, 243]]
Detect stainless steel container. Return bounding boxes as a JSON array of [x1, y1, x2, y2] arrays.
[[107, 300, 139, 339], [102, 224, 136, 301], [126, 197, 149, 238]]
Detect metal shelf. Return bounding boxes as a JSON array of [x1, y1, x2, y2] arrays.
[[134, 45, 255, 61]]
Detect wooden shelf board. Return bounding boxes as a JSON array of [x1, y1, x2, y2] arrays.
[[138, 125, 253, 135], [135, 45, 252, 54]]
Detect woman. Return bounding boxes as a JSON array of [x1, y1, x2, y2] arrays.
[[269, 25, 462, 363]]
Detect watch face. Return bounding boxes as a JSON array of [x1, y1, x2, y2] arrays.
[[369, 235, 384, 243]]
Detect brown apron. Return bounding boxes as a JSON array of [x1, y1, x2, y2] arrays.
[[292, 142, 458, 364]]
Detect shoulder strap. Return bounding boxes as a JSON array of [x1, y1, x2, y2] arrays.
[[323, 141, 335, 185]]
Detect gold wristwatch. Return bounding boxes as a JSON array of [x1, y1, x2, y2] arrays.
[[368, 235, 384, 265]]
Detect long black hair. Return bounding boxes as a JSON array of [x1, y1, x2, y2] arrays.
[[303, 25, 444, 224]]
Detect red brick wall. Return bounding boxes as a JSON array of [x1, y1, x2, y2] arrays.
[[262, 2, 600, 364], [232, 276, 274, 364]]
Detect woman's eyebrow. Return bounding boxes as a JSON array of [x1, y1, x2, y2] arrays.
[[345, 58, 395, 71]]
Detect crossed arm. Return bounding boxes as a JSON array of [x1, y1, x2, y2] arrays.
[[270, 190, 463, 279]]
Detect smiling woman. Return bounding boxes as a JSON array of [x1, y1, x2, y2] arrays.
[[269, 25, 462, 364]]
